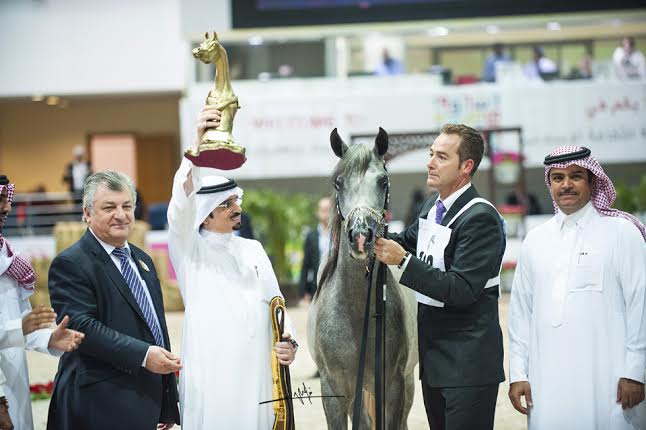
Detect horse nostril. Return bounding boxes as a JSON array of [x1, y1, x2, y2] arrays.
[[348, 229, 354, 244]]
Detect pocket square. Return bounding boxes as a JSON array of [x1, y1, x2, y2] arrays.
[[139, 260, 150, 272]]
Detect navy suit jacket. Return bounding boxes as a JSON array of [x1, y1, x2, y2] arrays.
[[47, 230, 179, 430]]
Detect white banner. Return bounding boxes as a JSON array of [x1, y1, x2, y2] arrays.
[[181, 77, 646, 179]]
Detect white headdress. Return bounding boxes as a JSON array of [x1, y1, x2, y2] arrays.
[[194, 175, 243, 231]]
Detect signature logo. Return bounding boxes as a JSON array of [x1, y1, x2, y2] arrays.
[[260, 382, 345, 406]]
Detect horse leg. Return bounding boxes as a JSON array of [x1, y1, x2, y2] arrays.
[[385, 373, 413, 430], [401, 372, 416, 430], [360, 391, 375, 430], [320, 375, 351, 430]]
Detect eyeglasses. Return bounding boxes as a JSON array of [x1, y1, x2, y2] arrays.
[[216, 197, 242, 210]]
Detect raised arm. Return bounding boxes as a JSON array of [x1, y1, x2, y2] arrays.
[[167, 106, 221, 257]]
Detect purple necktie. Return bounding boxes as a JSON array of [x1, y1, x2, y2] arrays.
[[435, 200, 446, 224]]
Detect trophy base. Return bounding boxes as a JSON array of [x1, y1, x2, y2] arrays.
[[185, 142, 246, 170]]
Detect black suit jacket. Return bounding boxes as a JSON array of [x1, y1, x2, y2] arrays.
[[299, 228, 321, 297], [47, 230, 180, 430], [394, 185, 506, 388], [238, 212, 255, 240]]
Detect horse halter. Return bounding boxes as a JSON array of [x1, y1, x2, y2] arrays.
[[335, 161, 391, 240]]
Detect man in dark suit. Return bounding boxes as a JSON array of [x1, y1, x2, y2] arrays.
[[375, 124, 506, 430], [234, 212, 255, 240], [299, 197, 330, 305], [47, 170, 181, 430]]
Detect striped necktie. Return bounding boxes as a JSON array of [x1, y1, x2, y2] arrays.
[[112, 247, 164, 347], [435, 200, 446, 224]]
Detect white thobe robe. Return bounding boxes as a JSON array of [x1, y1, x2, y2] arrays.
[[509, 202, 646, 430], [0, 243, 59, 430], [168, 159, 295, 430]]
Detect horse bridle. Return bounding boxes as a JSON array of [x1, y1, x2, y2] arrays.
[[334, 161, 390, 244]]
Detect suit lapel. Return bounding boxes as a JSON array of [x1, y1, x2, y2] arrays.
[[419, 197, 437, 220], [82, 231, 149, 327], [441, 185, 479, 227]]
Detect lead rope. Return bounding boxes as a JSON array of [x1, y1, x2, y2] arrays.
[[351, 168, 390, 430]]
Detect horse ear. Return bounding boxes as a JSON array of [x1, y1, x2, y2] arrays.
[[330, 128, 348, 158], [213, 31, 218, 41], [204, 32, 209, 39], [374, 127, 388, 157]]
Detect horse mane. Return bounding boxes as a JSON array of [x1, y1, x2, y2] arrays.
[[317, 144, 378, 295]]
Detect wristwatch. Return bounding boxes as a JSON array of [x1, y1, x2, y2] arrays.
[[397, 251, 411, 269]]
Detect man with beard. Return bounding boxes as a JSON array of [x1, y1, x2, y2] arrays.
[[508, 146, 646, 429], [167, 106, 298, 429], [0, 174, 84, 430]]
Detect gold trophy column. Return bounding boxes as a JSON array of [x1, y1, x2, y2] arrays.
[[186, 31, 246, 170]]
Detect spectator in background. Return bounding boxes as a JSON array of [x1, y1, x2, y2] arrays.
[[299, 197, 331, 306], [613, 36, 646, 80], [134, 188, 145, 221], [62, 145, 91, 196], [375, 48, 404, 76], [566, 54, 593, 80], [482, 43, 511, 83], [277, 64, 294, 78], [524, 46, 558, 80], [234, 212, 255, 240], [404, 188, 427, 227]]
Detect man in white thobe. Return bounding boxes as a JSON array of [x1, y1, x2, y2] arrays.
[[0, 175, 84, 430], [508, 146, 646, 430], [167, 106, 297, 429], [1, 357, 13, 430]]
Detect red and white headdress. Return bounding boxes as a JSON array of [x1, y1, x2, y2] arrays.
[[0, 175, 36, 295], [543, 146, 646, 241]]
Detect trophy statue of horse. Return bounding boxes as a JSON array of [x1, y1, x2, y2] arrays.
[[186, 31, 245, 169], [308, 128, 418, 429]]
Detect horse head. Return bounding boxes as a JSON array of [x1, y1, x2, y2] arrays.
[[330, 128, 389, 260], [192, 31, 222, 64]]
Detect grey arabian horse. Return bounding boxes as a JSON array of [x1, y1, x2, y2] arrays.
[[308, 128, 418, 429]]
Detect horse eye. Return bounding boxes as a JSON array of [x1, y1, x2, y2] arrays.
[[334, 178, 342, 190]]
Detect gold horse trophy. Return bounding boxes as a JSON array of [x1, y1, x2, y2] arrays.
[[186, 31, 246, 170]]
